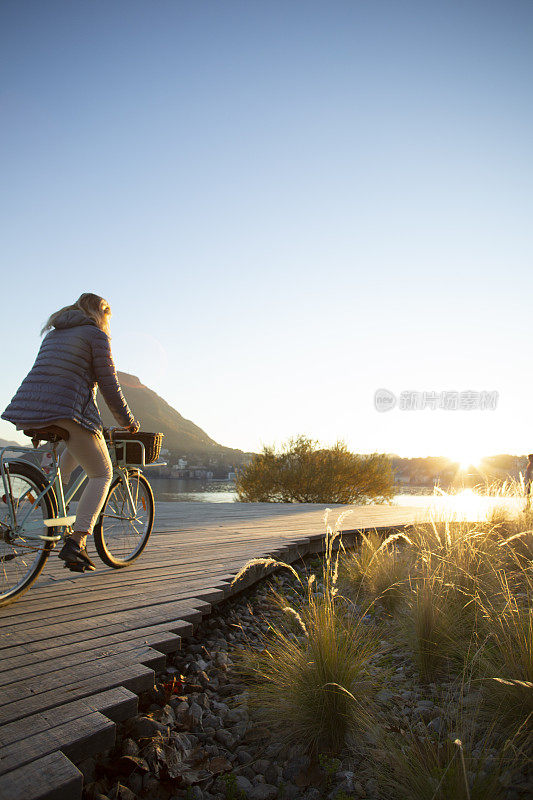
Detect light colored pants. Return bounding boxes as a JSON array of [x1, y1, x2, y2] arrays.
[[55, 419, 113, 534]]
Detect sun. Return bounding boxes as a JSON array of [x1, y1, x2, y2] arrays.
[[454, 453, 484, 471]]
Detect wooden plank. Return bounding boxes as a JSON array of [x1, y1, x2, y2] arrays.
[[0, 622, 186, 667], [0, 751, 82, 800], [0, 635, 178, 686], [0, 648, 164, 710], [0, 581, 225, 629], [0, 590, 212, 633], [0, 687, 138, 749], [0, 601, 207, 648], [6, 573, 233, 610], [0, 710, 115, 775], [0, 661, 155, 725]]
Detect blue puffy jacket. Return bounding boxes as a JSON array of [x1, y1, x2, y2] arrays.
[[1, 310, 134, 433]]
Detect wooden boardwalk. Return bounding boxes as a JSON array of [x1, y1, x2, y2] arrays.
[[0, 501, 427, 800]]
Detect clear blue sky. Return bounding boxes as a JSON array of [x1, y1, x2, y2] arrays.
[[1, 0, 532, 458]]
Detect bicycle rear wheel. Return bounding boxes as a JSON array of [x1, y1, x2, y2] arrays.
[[0, 462, 57, 607], [93, 470, 154, 567]]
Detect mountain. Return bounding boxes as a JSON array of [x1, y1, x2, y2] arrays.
[[97, 372, 244, 460], [0, 440, 20, 452]]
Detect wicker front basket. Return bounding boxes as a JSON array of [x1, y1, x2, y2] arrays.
[[113, 431, 163, 465]]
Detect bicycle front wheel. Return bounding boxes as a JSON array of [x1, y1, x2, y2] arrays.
[[0, 462, 57, 607], [93, 470, 154, 568]]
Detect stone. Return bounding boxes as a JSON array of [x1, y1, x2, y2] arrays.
[[186, 788, 204, 800], [142, 773, 161, 794], [209, 756, 232, 774], [121, 738, 140, 757], [197, 670, 210, 687], [130, 715, 168, 739], [235, 775, 253, 793], [114, 785, 136, 800], [154, 704, 176, 725], [241, 765, 256, 781], [237, 750, 253, 764], [231, 720, 248, 740], [226, 708, 248, 724], [248, 785, 278, 800], [253, 759, 271, 775], [171, 731, 193, 753], [204, 713, 222, 730], [414, 704, 434, 721], [428, 716, 444, 735], [281, 784, 300, 800], [116, 755, 150, 775], [283, 756, 310, 782], [212, 700, 230, 716], [188, 701, 204, 727], [363, 728, 379, 745], [264, 765, 279, 785], [127, 772, 143, 794], [215, 728, 235, 748], [215, 652, 229, 668]]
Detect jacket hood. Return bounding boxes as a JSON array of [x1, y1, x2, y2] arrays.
[[53, 309, 97, 330]]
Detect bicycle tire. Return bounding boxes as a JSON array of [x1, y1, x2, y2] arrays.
[[93, 470, 154, 568], [0, 461, 57, 607]]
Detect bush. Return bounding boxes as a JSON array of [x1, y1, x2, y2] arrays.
[[341, 529, 413, 614], [235, 515, 378, 754], [236, 436, 394, 503]]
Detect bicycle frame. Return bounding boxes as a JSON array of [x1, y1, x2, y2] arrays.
[[0, 435, 148, 542]]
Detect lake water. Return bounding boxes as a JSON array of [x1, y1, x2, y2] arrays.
[[148, 478, 525, 519], [149, 477, 239, 503]]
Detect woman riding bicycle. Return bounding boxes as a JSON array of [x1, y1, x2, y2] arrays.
[[1, 293, 139, 573]]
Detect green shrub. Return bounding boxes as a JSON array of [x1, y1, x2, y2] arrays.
[[236, 435, 394, 503]]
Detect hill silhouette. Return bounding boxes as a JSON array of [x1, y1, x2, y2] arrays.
[[97, 372, 244, 460]]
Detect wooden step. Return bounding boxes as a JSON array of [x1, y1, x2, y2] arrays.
[[0, 687, 137, 749], [0, 751, 83, 800], [0, 661, 155, 726], [0, 710, 115, 775]]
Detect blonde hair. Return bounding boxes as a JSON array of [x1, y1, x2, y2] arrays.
[[41, 293, 111, 336]]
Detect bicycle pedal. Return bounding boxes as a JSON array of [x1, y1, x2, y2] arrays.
[[63, 562, 88, 573]]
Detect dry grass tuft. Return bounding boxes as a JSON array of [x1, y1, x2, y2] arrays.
[[341, 529, 413, 614], [235, 510, 378, 755]]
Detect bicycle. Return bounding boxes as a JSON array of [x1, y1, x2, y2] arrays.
[[0, 425, 162, 607]]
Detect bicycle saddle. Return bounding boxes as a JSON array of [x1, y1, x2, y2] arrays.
[[23, 425, 70, 448]]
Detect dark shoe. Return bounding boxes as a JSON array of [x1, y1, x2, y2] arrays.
[[58, 538, 96, 571]]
